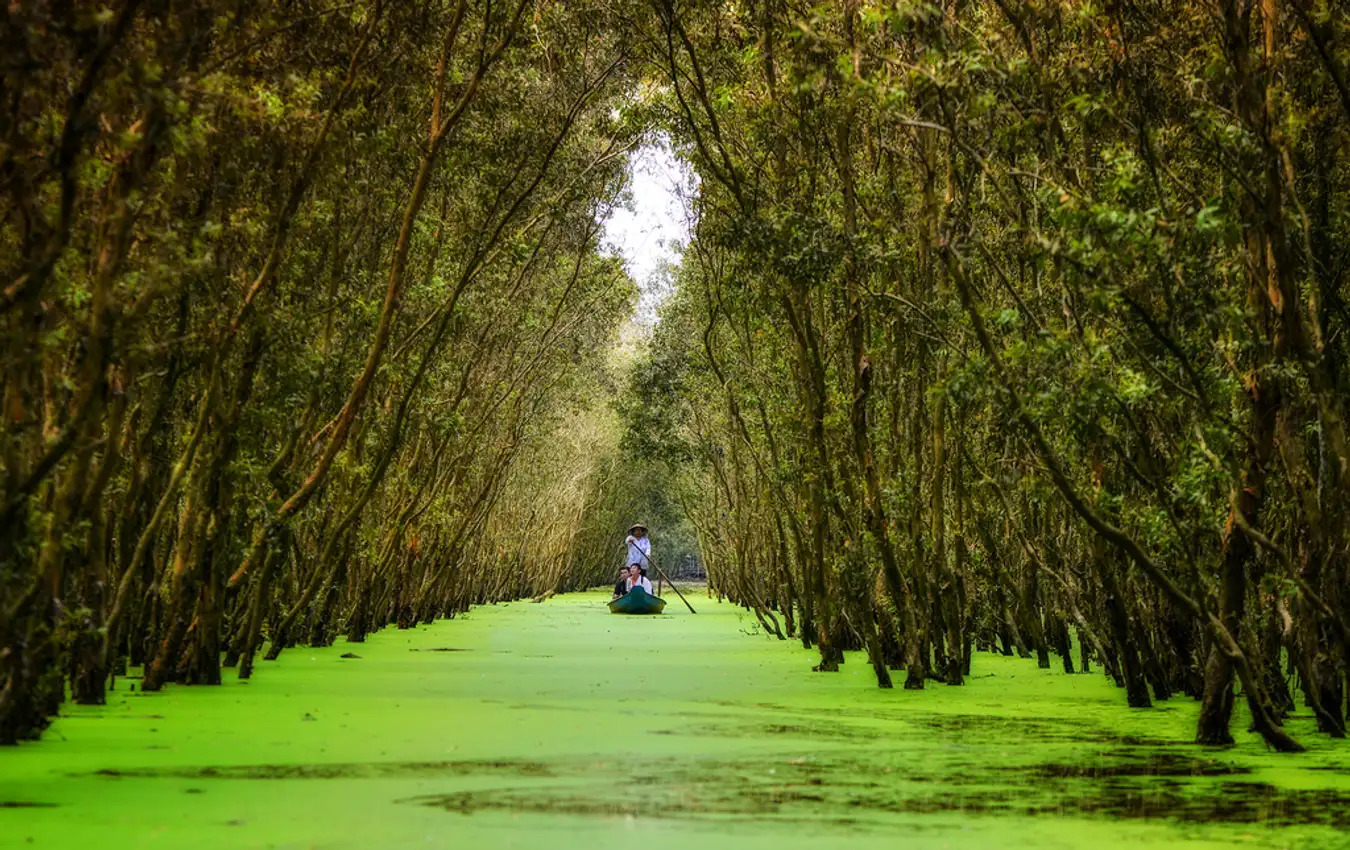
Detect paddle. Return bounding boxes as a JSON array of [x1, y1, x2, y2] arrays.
[[629, 544, 697, 614]]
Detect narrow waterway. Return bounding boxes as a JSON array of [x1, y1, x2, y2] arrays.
[[3, 591, 1348, 849]]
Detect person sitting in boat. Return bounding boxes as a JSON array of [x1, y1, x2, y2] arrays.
[[627, 566, 653, 595], [612, 566, 631, 600]]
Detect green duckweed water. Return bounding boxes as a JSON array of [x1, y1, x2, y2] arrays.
[[3, 590, 1349, 849]]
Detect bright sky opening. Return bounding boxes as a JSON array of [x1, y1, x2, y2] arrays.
[[600, 136, 697, 326]]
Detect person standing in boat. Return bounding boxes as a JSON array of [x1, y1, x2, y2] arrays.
[[625, 524, 653, 593]]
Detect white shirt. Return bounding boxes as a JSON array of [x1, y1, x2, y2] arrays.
[[626, 535, 651, 568], [627, 575, 653, 593]]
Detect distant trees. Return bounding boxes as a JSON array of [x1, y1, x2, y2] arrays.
[[637, 0, 1349, 750]]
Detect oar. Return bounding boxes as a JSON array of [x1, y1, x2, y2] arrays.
[[631, 546, 696, 614]]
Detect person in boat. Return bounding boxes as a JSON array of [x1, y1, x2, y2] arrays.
[[627, 566, 653, 595], [612, 566, 631, 600], [625, 523, 651, 576]]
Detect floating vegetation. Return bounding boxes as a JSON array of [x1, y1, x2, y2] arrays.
[[4, 593, 1348, 849]]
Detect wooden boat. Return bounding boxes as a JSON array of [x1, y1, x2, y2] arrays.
[[608, 587, 667, 615]]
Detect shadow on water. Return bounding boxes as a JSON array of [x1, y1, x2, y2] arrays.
[[396, 752, 1350, 831], [0, 802, 59, 809], [1028, 752, 1250, 778], [84, 760, 553, 780], [84, 750, 1350, 832], [712, 702, 1180, 747]]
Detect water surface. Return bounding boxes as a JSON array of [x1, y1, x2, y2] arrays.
[[3, 591, 1348, 849]]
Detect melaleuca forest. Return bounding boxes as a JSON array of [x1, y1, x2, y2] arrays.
[[2, 1, 1350, 847]]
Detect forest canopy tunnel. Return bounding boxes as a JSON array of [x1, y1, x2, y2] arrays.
[[3, 0, 1350, 757]]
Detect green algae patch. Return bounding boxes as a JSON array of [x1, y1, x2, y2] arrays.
[[3, 591, 1349, 849]]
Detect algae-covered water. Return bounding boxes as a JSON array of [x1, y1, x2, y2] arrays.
[[3, 591, 1349, 849]]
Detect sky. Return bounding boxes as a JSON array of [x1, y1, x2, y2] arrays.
[[599, 137, 697, 326]]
